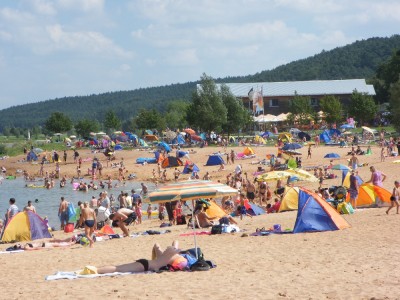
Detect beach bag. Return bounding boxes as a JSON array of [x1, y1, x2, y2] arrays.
[[176, 215, 186, 225], [336, 202, 345, 214], [211, 225, 222, 235], [343, 203, 354, 214]]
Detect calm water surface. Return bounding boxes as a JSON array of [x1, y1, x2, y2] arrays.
[[0, 178, 155, 229]]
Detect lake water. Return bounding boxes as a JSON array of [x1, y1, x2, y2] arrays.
[[0, 178, 155, 229]]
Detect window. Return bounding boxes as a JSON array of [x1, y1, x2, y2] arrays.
[[311, 98, 319, 106], [269, 99, 279, 107]]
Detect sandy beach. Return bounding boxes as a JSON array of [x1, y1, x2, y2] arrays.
[[1, 143, 400, 299]]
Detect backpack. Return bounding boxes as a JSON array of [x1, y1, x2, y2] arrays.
[[211, 225, 222, 234]]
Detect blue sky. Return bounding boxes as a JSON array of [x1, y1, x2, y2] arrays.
[[0, 0, 399, 110]]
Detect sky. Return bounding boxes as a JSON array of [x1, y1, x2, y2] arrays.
[[0, 0, 399, 110]]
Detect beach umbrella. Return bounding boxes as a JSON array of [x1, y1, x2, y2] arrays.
[[324, 153, 340, 159], [184, 128, 196, 135], [256, 171, 294, 182], [331, 164, 350, 171], [113, 131, 123, 135], [96, 132, 107, 136], [286, 169, 319, 183], [340, 124, 354, 129], [69, 135, 76, 139], [165, 131, 177, 140], [149, 180, 238, 203], [33, 148, 43, 153], [282, 143, 302, 151], [361, 126, 374, 134]]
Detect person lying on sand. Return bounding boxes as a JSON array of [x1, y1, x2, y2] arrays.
[[81, 241, 187, 274]]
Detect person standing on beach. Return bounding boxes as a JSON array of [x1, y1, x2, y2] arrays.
[[348, 170, 359, 209], [307, 146, 312, 159], [63, 150, 67, 165], [366, 166, 387, 207], [58, 197, 69, 230], [79, 202, 96, 247], [348, 153, 359, 170], [6, 198, 19, 225], [386, 181, 400, 215]]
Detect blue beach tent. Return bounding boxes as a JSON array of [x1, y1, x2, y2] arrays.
[[205, 155, 225, 166], [293, 188, 350, 233]]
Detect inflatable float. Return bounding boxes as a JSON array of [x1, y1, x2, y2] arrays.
[[136, 157, 157, 164]]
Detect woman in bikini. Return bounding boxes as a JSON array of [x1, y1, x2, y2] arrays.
[[82, 241, 187, 274]]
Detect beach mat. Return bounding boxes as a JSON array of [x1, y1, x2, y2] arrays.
[[46, 271, 152, 281]]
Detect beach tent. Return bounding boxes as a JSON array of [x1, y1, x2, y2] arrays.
[[27, 150, 38, 161], [1, 211, 51, 242], [254, 135, 266, 144], [172, 134, 186, 145], [341, 170, 363, 189], [293, 188, 350, 233], [205, 155, 225, 166], [158, 141, 171, 153], [282, 143, 302, 150], [278, 133, 292, 143], [298, 132, 311, 141], [345, 184, 391, 207], [161, 156, 183, 168], [279, 187, 300, 212], [114, 144, 123, 151], [319, 130, 331, 143], [205, 201, 228, 219], [243, 147, 255, 155], [182, 161, 200, 174], [154, 151, 165, 163], [246, 202, 266, 216], [138, 139, 148, 147]]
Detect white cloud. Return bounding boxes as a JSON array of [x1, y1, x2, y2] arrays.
[[165, 49, 199, 66], [29, 0, 57, 15], [46, 24, 134, 58], [120, 64, 131, 71], [57, 0, 104, 13], [273, 0, 343, 14]]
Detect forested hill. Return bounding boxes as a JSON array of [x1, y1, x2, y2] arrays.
[[1, 34, 400, 130]]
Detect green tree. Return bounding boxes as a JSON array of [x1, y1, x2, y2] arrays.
[[10, 127, 21, 138], [187, 73, 227, 132], [32, 125, 42, 139], [135, 109, 166, 131], [104, 110, 121, 132], [319, 95, 343, 124], [220, 84, 252, 137], [348, 90, 377, 125], [288, 92, 314, 125], [75, 119, 101, 139], [44, 112, 73, 133], [2, 127, 11, 137], [389, 81, 400, 131], [164, 100, 189, 130]]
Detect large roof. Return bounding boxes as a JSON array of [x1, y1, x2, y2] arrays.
[[214, 79, 375, 97]]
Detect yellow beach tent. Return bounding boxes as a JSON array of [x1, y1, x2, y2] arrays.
[[279, 187, 300, 212]]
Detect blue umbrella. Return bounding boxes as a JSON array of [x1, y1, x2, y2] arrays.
[[324, 153, 340, 158], [282, 143, 302, 150], [332, 164, 350, 170], [340, 124, 354, 129]]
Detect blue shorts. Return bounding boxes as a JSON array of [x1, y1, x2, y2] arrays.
[[60, 211, 68, 224]]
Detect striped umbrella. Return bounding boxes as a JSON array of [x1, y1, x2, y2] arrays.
[[149, 180, 238, 203]]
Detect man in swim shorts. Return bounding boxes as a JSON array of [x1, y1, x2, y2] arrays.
[[82, 241, 187, 274], [80, 202, 96, 248], [109, 208, 136, 237], [58, 197, 69, 230]]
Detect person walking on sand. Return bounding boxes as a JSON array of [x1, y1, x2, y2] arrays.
[[79, 202, 96, 247], [380, 147, 385, 162], [386, 181, 400, 215], [307, 146, 312, 159], [349, 153, 359, 170]]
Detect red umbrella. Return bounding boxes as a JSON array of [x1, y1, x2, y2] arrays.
[[184, 128, 196, 135]]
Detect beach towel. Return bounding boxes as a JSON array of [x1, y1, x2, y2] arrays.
[[45, 270, 152, 281]]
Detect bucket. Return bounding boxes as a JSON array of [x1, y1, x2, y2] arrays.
[[273, 224, 281, 232], [64, 223, 74, 233]]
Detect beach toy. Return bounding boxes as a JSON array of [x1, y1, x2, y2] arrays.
[[64, 223, 74, 233], [80, 236, 90, 247]]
